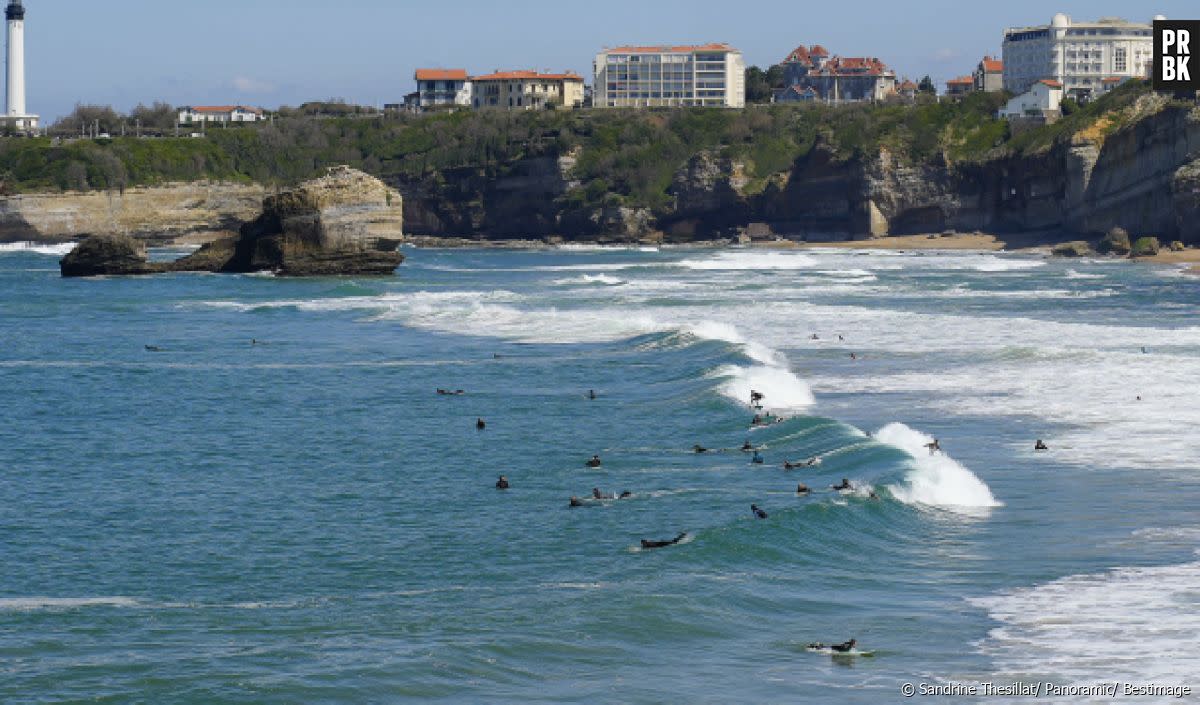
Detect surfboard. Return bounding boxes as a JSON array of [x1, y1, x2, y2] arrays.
[[806, 646, 875, 657]]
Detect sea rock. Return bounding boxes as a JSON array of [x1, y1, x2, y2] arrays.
[[1130, 236, 1161, 257], [1051, 240, 1093, 258], [62, 167, 405, 277], [59, 233, 163, 277], [1097, 227, 1132, 255]]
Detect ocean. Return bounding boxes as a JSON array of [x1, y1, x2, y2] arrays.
[[1, 242, 1198, 703]]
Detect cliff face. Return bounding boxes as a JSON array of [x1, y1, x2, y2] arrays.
[[386, 100, 1200, 245], [62, 168, 404, 278], [0, 182, 264, 244]]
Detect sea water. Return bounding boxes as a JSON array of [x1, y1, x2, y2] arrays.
[[1, 244, 1198, 703]]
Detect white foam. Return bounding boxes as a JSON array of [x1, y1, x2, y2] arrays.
[[877, 423, 1000, 514], [0, 596, 139, 611], [711, 364, 815, 412], [970, 560, 1200, 688], [677, 251, 818, 271], [552, 274, 624, 286], [0, 241, 74, 256], [686, 321, 786, 366], [1064, 269, 1106, 280]]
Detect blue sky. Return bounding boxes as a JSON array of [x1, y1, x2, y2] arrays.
[[23, 0, 1194, 120]]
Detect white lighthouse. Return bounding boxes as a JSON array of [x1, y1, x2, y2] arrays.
[[4, 0, 36, 131]]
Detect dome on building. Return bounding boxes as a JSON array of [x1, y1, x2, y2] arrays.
[[1051, 13, 1070, 28]]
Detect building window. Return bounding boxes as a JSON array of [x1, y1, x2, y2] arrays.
[[1114, 47, 1127, 72]]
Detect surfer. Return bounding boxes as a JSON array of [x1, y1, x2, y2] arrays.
[[926, 439, 941, 455], [592, 488, 615, 500], [693, 445, 710, 454], [588, 389, 597, 400], [783, 460, 799, 470], [569, 496, 584, 508], [641, 533, 687, 550], [1034, 439, 1049, 451], [741, 440, 754, 452], [495, 476, 510, 490], [838, 334, 845, 342], [810, 334, 820, 341], [619, 491, 633, 499], [144, 345, 163, 352], [832, 478, 852, 492], [830, 639, 858, 654], [751, 451, 765, 465], [849, 353, 858, 361], [796, 483, 811, 496], [476, 418, 486, 431], [586, 455, 603, 468], [750, 390, 765, 406], [751, 504, 769, 519]]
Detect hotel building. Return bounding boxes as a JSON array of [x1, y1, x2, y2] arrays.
[[1002, 14, 1157, 99], [470, 71, 585, 110], [593, 44, 745, 108]]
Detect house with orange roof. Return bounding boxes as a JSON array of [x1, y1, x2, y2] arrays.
[[177, 105, 264, 125], [945, 75, 975, 98], [777, 45, 896, 103], [593, 43, 745, 108], [470, 70, 584, 110], [414, 69, 471, 110], [973, 56, 1004, 92]]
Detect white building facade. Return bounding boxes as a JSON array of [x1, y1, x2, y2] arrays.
[[178, 106, 265, 125], [414, 69, 472, 110], [593, 44, 745, 108], [4, 0, 37, 131], [1002, 14, 1156, 99], [999, 79, 1064, 118]]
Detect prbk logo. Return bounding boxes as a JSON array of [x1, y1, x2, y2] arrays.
[[1154, 19, 1200, 91]]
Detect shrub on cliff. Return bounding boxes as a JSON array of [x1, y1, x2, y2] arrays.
[[1130, 237, 1161, 257], [1098, 227, 1132, 255]]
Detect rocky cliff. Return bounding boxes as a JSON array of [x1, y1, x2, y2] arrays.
[[389, 98, 1200, 246], [0, 182, 264, 244], [61, 168, 404, 277]]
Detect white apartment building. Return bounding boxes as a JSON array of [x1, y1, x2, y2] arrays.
[[177, 106, 264, 124], [1002, 14, 1158, 99], [593, 43, 745, 108], [999, 79, 1064, 118]]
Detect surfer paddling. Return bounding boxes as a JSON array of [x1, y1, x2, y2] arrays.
[[641, 533, 687, 550]]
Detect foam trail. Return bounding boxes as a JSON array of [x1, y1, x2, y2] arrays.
[[0, 241, 75, 257], [970, 559, 1200, 688], [0, 596, 139, 611], [877, 423, 1000, 513], [552, 274, 624, 286]]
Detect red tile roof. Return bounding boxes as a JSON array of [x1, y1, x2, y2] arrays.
[[187, 105, 263, 114], [1038, 79, 1063, 88], [947, 76, 974, 86], [1101, 76, 1123, 83], [810, 45, 829, 57], [899, 80, 918, 90], [471, 70, 583, 82], [981, 56, 1003, 73], [605, 43, 737, 54], [415, 69, 468, 81]]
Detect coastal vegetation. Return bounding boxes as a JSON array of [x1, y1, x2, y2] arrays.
[[0, 80, 1160, 212]]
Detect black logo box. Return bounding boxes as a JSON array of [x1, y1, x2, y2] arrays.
[[1153, 19, 1200, 91]]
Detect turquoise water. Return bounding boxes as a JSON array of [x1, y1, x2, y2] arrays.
[[2, 243, 1198, 703]]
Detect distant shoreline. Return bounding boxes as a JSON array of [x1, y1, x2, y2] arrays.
[[397, 232, 1200, 270]]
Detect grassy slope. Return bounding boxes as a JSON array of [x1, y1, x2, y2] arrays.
[[0, 82, 1162, 213]]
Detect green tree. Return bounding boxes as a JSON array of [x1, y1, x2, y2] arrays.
[[745, 66, 773, 103], [918, 76, 937, 94]]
